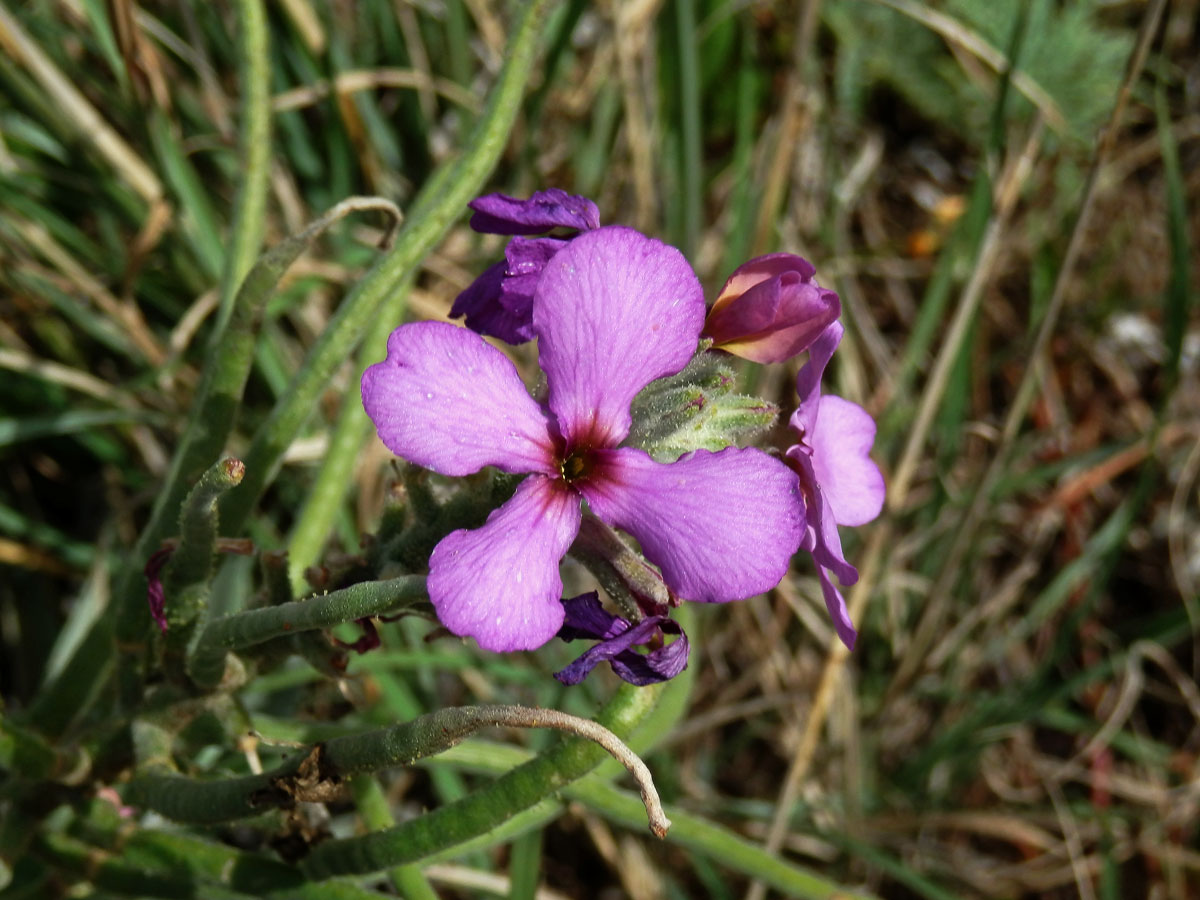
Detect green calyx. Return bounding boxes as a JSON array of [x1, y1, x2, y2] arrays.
[[626, 344, 780, 461]]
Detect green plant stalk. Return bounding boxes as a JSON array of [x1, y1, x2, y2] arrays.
[[186, 576, 426, 688], [216, 0, 272, 334], [163, 459, 245, 606], [568, 774, 877, 900], [34, 831, 215, 899], [103, 200, 401, 702], [674, 0, 702, 259], [349, 776, 439, 900], [218, 0, 556, 536], [418, 739, 876, 900], [126, 699, 654, 826], [108, 0, 270, 650], [34, 829, 393, 899], [23, 614, 114, 738], [300, 682, 662, 879], [0, 714, 68, 780], [507, 829, 542, 900], [109, 234, 292, 643], [286, 274, 416, 592]]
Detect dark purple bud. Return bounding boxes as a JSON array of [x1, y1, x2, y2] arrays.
[[469, 189, 600, 236]]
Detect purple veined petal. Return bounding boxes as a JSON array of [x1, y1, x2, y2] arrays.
[[535, 227, 705, 448], [810, 395, 885, 527], [816, 566, 857, 650], [578, 446, 804, 603], [787, 447, 858, 587], [555, 614, 688, 686], [429, 475, 582, 651], [495, 237, 569, 318], [554, 615, 662, 685], [609, 620, 689, 686], [362, 321, 555, 476], [469, 189, 601, 236], [790, 320, 844, 437], [449, 261, 536, 344], [506, 236, 566, 278], [558, 591, 630, 641]]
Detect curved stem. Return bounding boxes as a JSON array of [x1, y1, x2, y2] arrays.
[[299, 683, 662, 879], [125, 699, 665, 838]]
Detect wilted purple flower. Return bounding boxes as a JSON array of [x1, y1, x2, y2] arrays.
[[450, 189, 600, 344], [554, 593, 688, 686], [785, 322, 885, 649], [702, 253, 841, 364], [363, 226, 803, 652]]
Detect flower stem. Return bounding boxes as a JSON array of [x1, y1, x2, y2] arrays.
[[126, 701, 665, 837], [186, 575, 426, 688], [300, 683, 663, 879], [286, 272, 416, 593], [349, 776, 446, 900], [216, 0, 271, 334]]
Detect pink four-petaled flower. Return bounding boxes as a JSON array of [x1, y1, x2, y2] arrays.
[[363, 226, 804, 651]]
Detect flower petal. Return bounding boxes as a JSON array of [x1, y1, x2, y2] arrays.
[[558, 591, 629, 641], [788, 448, 858, 587], [711, 253, 816, 309], [817, 567, 857, 650], [469, 189, 600, 235], [790, 320, 843, 437], [704, 271, 840, 364], [429, 475, 581, 651], [362, 321, 555, 476], [499, 236, 567, 311], [535, 227, 704, 447], [554, 593, 688, 686], [449, 262, 537, 344], [810, 395, 885, 527], [610, 621, 689, 686], [578, 446, 803, 603]]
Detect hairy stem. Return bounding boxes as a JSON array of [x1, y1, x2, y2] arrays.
[[126, 701, 666, 839], [300, 683, 662, 878], [186, 576, 426, 688]]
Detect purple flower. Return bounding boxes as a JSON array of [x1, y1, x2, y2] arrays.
[[467, 189, 600, 235], [450, 190, 600, 344], [554, 593, 688, 686], [702, 254, 841, 364], [785, 322, 885, 650], [363, 226, 804, 652]]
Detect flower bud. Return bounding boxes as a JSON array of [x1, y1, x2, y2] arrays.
[[702, 253, 840, 364]]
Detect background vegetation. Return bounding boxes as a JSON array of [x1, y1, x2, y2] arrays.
[[1, 0, 1196, 897]]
